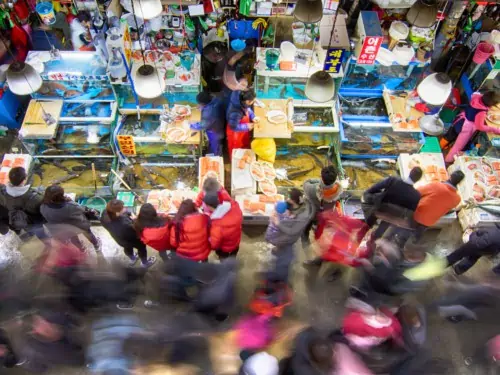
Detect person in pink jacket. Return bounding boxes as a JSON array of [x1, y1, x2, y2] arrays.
[[443, 91, 500, 163]]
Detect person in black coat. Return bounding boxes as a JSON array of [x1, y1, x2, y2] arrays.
[[446, 225, 500, 275], [100, 199, 156, 268], [362, 166, 423, 241]]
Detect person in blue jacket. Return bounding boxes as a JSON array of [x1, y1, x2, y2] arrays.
[[226, 90, 259, 159], [191, 92, 226, 156]]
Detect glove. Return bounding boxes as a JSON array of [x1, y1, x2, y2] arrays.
[[190, 122, 203, 131]]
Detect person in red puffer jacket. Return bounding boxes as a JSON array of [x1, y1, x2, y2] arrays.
[[170, 199, 211, 262], [203, 193, 243, 259], [135, 203, 171, 262], [195, 177, 232, 209]]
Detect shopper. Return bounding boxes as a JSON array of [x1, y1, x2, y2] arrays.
[[170, 199, 210, 262], [302, 165, 343, 247], [101, 199, 156, 268], [266, 189, 313, 283], [0, 166, 46, 239], [412, 170, 464, 237], [69, 11, 93, 51], [442, 90, 500, 163], [41, 185, 100, 252], [446, 225, 500, 275], [194, 176, 232, 209], [226, 90, 259, 158], [135, 203, 171, 262], [192, 91, 226, 156], [203, 193, 242, 259]]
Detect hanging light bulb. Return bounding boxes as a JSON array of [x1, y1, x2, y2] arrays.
[[132, 0, 163, 20], [305, 71, 335, 103], [6, 62, 42, 96], [406, 0, 438, 28], [133, 64, 165, 99], [293, 0, 323, 24]]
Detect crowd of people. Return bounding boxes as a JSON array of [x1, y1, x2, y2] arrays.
[[0, 162, 499, 374]]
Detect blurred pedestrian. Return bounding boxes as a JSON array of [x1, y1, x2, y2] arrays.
[[446, 225, 500, 275], [134, 203, 171, 262], [170, 199, 210, 262], [0, 328, 22, 368], [41, 185, 100, 252], [0, 166, 46, 240], [203, 193, 242, 259], [194, 177, 231, 209], [101, 199, 156, 268], [302, 166, 343, 248], [191, 91, 226, 156]]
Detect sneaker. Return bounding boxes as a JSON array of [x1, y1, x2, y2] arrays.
[[141, 256, 157, 268], [128, 254, 139, 266], [144, 300, 159, 308], [116, 303, 134, 310], [15, 358, 27, 366]]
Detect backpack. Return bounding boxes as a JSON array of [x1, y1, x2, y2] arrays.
[[3, 190, 37, 231]]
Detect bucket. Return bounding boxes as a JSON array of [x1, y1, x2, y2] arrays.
[[179, 51, 195, 71], [280, 41, 296, 61], [473, 42, 495, 64], [265, 49, 280, 70], [36, 2, 56, 25]]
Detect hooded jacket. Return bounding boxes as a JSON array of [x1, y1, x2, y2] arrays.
[[101, 211, 143, 248], [200, 97, 226, 134], [209, 200, 243, 252], [170, 213, 211, 261], [303, 178, 343, 216], [289, 328, 332, 375], [0, 184, 44, 221], [195, 187, 232, 208], [226, 90, 255, 131], [265, 202, 314, 247], [41, 200, 91, 231], [140, 223, 171, 252]]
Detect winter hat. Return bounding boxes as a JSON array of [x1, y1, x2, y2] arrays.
[[231, 39, 246, 52], [203, 192, 220, 209], [275, 201, 287, 214], [242, 352, 279, 375]]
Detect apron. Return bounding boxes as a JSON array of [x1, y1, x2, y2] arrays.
[[444, 112, 479, 163], [226, 112, 251, 159]]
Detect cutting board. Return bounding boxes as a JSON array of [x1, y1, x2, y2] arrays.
[[253, 99, 292, 139], [20, 100, 63, 139], [383, 91, 423, 133]]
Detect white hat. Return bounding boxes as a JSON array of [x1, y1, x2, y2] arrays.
[[242, 352, 279, 375]]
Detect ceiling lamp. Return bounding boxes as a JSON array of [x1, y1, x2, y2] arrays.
[[419, 114, 444, 136], [133, 64, 165, 99], [305, 71, 335, 103], [417, 73, 451, 106], [132, 0, 162, 20], [406, 0, 438, 28], [6, 62, 42, 95], [293, 0, 323, 24]]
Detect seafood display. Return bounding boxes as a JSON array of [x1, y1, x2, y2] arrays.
[[259, 180, 278, 196], [340, 123, 423, 156], [146, 189, 197, 214], [232, 149, 256, 193], [236, 194, 285, 216], [273, 151, 330, 189], [0, 154, 33, 185], [398, 153, 448, 189], [199, 156, 224, 190], [341, 159, 398, 196], [250, 162, 265, 182], [450, 156, 500, 204]]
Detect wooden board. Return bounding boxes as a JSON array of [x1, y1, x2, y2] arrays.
[[20, 100, 63, 139], [164, 107, 201, 145], [253, 99, 292, 139], [383, 91, 423, 133]]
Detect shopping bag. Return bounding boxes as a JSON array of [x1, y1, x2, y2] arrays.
[[251, 138, 276, 164]]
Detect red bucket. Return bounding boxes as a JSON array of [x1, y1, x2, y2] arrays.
[[473, 42, 495, 64]]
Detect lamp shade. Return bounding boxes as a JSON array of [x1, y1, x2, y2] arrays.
[[6, 62, 42, 96], [293, 0, 323, 24], [406, 0, 438, 28], [133, 64, 165, 99], [417, 73, 452, 106], [305, 71, 335, 103], [132, 0, 162, 20]]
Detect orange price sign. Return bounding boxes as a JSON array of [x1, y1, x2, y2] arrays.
[[117, 135, 137, 156]]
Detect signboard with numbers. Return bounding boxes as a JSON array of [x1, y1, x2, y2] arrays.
[[117, 135, 137, 156], [357, 36, 383, 65], [323, 48, 346, 74]]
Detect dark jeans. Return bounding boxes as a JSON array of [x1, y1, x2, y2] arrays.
[[301, 219, 316, 248], [267, 244, 295, 283], [158, 251, 170, 262], [206, 130, 224, 156], [215, 248, 239, 260], [446, 240, 499, 274], [123, 241, 148, 263]]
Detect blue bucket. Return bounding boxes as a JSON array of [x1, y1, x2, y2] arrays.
[[36, 2, 56, 25]]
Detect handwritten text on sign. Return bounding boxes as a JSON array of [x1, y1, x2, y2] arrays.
[[357, 36, 383, 65], [117, 135, 137, 156]]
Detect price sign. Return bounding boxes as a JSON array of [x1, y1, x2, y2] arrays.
[[357, 36, 383, 65], [117, 135, 136, 156], [323, 48, 346, 74]]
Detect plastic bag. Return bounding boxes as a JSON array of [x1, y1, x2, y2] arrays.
[[251, 138, 276, 164]]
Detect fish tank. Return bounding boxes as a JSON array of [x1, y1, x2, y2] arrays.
[[60, 101, 117, 122], [340, 59, 426, 96], [118, 115, 200, 157], [340, 122, 424, 158], [23, 122, 114, 157], [339, 95, 388, 121], [30, 157, 116, 197]]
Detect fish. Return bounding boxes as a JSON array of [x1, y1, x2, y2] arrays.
[[293, 87, 305, 97], [305, 152, 324, 169], [280, 86, 287, 97], [341, 160, 369, 170], [99, 133, 111, 143], [287, 166, 315, 180], [52, 173, 80, 184]]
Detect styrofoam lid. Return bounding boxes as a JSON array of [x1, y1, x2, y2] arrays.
[[393, 43, 415, 65], [376, 47, 396, 66]]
